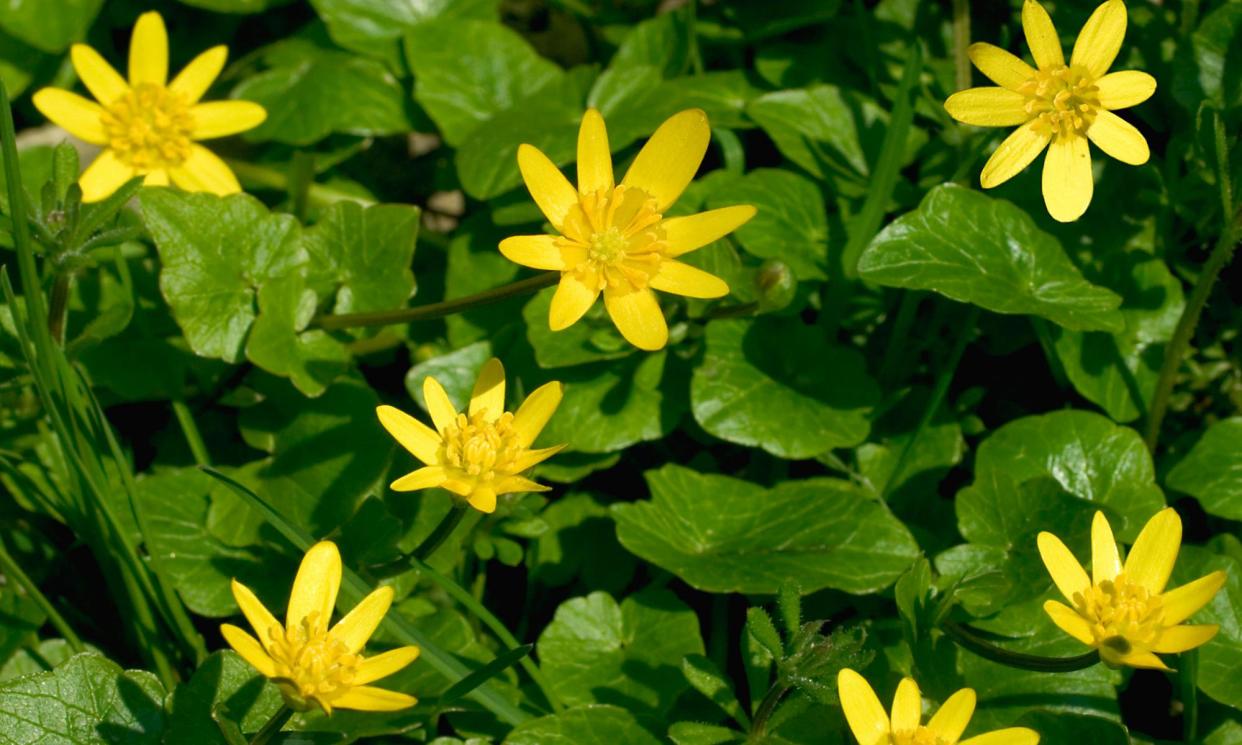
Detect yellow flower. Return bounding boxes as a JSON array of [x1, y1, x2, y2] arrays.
[[500, 108, 756, 350], [838, 669, 1039, 745], [32, 11, 266, 202], [376, 358, 564, 514], [944, 0, 1155, 222], [222, 542, 420, 714], [1037, 508, 1227, 669]]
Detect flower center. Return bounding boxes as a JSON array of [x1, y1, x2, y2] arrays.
[[443, 411, 523, 482], [99, 83, 194, 171], [1020, 65, 1100, 139], [892, 727, 944, 745], [559, 185, 667, 292], [266, 612, 359, 711], [1074, 573, 1163, 652]]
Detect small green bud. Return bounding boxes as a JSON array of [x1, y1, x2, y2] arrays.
[[755, 259, 795, 312]]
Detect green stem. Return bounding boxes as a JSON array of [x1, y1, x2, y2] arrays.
[[415, 502, 468, 561], [289, 152, 314, 223], [704, 301, 758, 321], [47, 272, 70, 345], [687, 0, 705, 76], [1180, 650, 1199, 741], [314, 272, 559, 331], [249, 705, 293, 745], [748, 683, 790, 741], [226, 159, 373, 208], [940, 620, 1099, 672], [884, 304, 979, 499], [0, 535, 85, 652], [952, 0, 971, 91], [172, 400, 211, 467], [1180, 0, 1200, 36], [878, 291, 921, 387]]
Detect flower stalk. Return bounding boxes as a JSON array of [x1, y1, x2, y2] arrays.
[[249, 705, 292, 745], [940, 620, 1100, 673]]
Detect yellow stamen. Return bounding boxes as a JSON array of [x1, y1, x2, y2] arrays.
[[1020, 65, 1101, 139], [559, 184, 667, 292], [99, 83, 194, 171], [1075, 573, 1163, 650], [892, 726, 945, 745], [266, 611, 360, 713], [442, 411, 524, 483]]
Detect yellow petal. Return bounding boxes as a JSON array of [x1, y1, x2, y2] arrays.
[[220, 624, 277, 678], [79, 151, 134, 203], [144, 170, 169, 187], [71, 44, 128, 106], [1116, 649, 1171, 670], [1043, 599, 1095, 645], [1124, 507, 1181, 594], [945, 87, 1031, 127], [468, 486, 497, 514], [355, 646, 421, 685], [620, 108, 710, 212], [1086, 110, 1149, 165], [548, 274, 600, 331], [959, 728, 1041, 745], [837, 669, 890, 745], [499, 235, 586, 270], [286, 541, 341, 633], [1041, 134, 1093, 223], [468, 358, 506, 421], [331, 685, 417, 712], [604, 285, 668, 350], [1091, 511, 1121, 585], [927, 688, 976, 745], [577, 108, 613, 196], [32, 89, 107, 144], [170, 144, 241, 196], [423, 376, 459, 434], [979, 120, 1050, 188], [649, 259, 729, 299], [511, 444, 565, 472], [662, 205, 757, 257], [1070, 0, 1127, 79], [170, 46, 228, 103], [513, 381, 564, 448], [1022, 0, 1064, 70], [1153, 624, 1218, 654], [190, 100, 267, 140], [231, 579, 280, 648], [1096, 70, 1157, 110], [518, 143, 578, 230], [376, 405, 442, 465], [1036, 532, 1090, 602], [890, 678, 922, 734], [968, 42, 1037, 90], [390, 465, 448, 492], [440, 478, 475, 497], [330, 586, 393, 654], [128, 12, 168, 87], [1161, 571, 1227, 625], [494, 474, 550, 494]]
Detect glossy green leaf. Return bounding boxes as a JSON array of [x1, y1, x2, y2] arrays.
[[164, 651, 282, 745], [613, 465, 919, 594], [310, 0, 497, 66], [233, 38, 413, 146], [523, 287, 633, 369], [704, 169, 828, 280], [1173, 544, 1242, 708], [0, 653, 165, 744], [505, 704, 661, 745], [0, 0, 100, 52], [537, 590, 704, 715], [530, 493, 635, 593], [858, 185, 1124, 332], [245, 275, 350, 397], [304, 201, 419, 315], [692, 318, 878, 459], [1167, 418, 1242, 521]]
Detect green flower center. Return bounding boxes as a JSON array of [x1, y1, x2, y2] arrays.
[[1075, 573, 1163, 650], [99, 83, 194, 171], [892, 726, 944, 745], [443, 411, 523, 482], [588, 227, 629, 265], [266, 612, 359, 712], [1021, 65, 1100, 138]]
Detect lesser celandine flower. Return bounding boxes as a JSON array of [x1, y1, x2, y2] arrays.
[[32, 11, 266, 202], [1037, 508, 1227, 669], [376, 358, 564, 514], [500, 108, 756, 350], [944, 0, 1155, 222], [838, 669, 1039, 745], [222, 542, 419, 714]]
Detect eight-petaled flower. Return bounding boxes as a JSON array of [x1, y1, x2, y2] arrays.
[[222, 542, 420, 714], [500, 108, 756, 350], [944, 0, 1156, 222], [376, 358, 563, 514], [838, 669, 1040, 745], [32, 11, 266, 202], [1037, 508, 1226, 669]]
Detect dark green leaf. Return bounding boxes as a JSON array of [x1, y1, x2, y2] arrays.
[[704, 169, 828, 280], [164, 651, 282, 745], [505, 704, 661, 745], [0, 0, 100, 52], [1166, 417, 1242, 521], [304, 201, 419, 316]]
